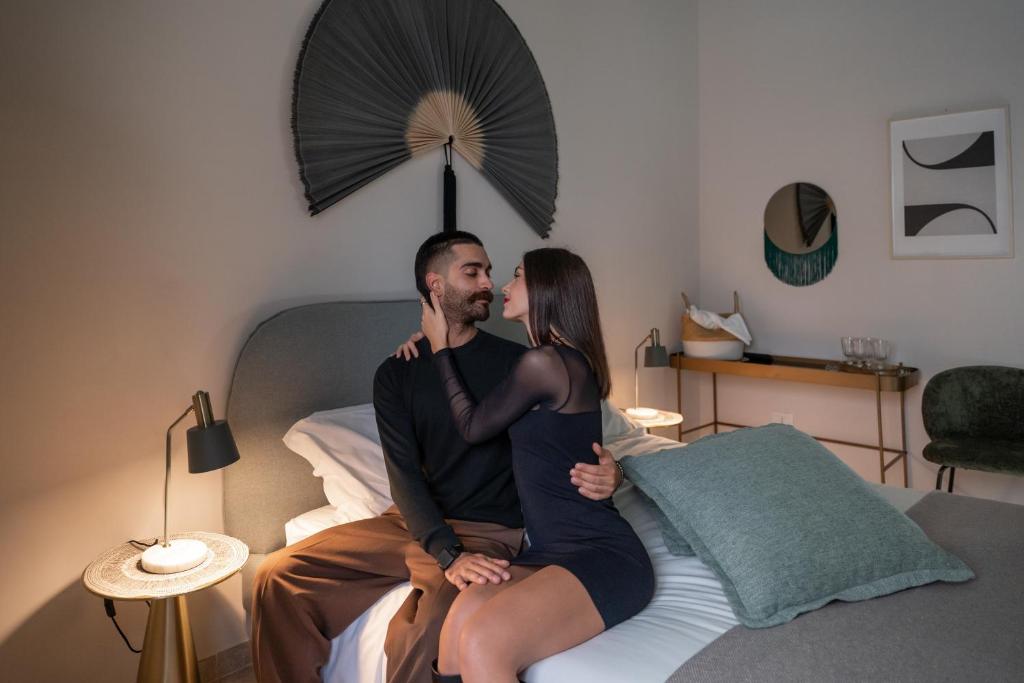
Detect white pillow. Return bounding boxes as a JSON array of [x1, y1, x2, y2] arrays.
[[285, 400, 643, 525], [283, 404, 393, 524], [601, 399, 645, 442]]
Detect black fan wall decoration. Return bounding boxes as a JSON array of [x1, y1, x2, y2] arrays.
[[292, 0, 559, 238]]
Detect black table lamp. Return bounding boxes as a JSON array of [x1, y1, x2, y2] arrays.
[[141, 390, 240, 574], [627, 328, 670, 420]]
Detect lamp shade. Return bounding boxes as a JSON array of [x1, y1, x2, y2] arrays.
[[186, 420, 240, 474], [644, 344, 669, 368]]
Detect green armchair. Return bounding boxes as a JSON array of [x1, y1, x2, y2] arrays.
[[921, 365, 1024, 492]]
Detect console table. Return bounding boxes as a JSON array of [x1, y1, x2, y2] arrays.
[[671, 354, 920, 486]]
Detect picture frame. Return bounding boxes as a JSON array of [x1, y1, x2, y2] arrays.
[[890, 107, 1013, 259]]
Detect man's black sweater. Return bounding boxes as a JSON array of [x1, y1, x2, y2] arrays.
[[373, 329, 527, 562]]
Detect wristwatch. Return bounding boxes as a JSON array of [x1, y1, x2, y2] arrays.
[[437, 543, 464, 570]]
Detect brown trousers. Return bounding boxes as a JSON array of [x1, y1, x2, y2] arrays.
[[251, 506, 523, 683]]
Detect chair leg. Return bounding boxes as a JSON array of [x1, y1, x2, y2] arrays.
[[947, 467, 956, 494], [935, 465, 948, 491]]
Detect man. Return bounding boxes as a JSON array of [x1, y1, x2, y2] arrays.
[[251, 231, 622, 683]]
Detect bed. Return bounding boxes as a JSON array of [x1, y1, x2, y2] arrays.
[[225, 300, 1024, 682]]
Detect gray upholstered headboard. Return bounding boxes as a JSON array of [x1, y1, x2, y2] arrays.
[[224, 300, 420, 611], [224, 300, 420, 555]]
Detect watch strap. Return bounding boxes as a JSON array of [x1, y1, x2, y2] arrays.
[[437, 543, 464, 570]]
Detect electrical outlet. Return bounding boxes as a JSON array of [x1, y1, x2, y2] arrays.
[[771, 412, 794, 425]]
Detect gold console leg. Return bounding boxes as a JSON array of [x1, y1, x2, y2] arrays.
[[712, 373, 719, 434], [899, 389, 909, 488], [676, 365, 683, 441], [137, 596, 199, 683], [876, 374, 885, 485]]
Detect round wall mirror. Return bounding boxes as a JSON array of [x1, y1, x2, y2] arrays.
[[763, 182, 838, 286]]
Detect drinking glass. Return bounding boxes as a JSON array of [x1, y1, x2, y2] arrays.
[[870, 338, 891, 369], [850, 337, 867, 367], [841, 336, 855, 365]]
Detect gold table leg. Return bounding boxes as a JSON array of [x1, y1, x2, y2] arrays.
[[137, 596, 199, 683]]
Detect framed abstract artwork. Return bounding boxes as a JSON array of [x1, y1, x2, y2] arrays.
[[890, 107, 1013, 258]]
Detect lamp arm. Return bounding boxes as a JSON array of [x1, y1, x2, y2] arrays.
[[633, 331, 654, 410], [162, 404, 195, 547]]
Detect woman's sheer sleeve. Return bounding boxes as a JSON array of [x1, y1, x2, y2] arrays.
[[432, 346, 566, 444]]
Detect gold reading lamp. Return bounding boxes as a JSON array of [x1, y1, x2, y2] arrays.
[[626, 328, 670, 420], [140, 391, 240, 574]]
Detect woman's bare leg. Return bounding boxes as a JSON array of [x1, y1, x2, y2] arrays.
[[437, 566, 539, 674], [457, 565, 604, 683]]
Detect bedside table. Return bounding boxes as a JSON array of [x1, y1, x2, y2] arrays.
[[83, 531, 248, 683]]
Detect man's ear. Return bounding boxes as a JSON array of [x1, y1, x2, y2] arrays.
[[424, 273, 445, 297]]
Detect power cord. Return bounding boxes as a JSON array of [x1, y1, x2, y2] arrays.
[[129, 537, 158, 551], [105, 538, 158, 654], [104, 599, 144, 653]]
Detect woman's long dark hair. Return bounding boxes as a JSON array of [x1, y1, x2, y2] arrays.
[[523, 248, 611, 398]]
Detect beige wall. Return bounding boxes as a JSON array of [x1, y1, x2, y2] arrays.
[[0, 0, 698, 679], [695, 0, 1024, 503]]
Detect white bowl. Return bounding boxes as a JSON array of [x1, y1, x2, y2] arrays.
[[682, 339, 745, 360]]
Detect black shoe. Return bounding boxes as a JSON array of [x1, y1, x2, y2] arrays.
[[431, 659, 463, 683]]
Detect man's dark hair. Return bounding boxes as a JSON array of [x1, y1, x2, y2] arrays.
[[414, 230, 484, 301]]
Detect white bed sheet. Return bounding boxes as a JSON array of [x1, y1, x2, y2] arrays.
[[285, 504, 339, 546], [285, 432, 740, 683]]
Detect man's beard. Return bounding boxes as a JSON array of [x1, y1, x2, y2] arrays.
[[442, 288, 494, 324]]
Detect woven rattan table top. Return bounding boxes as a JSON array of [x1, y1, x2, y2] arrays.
[[82, 531, 248, 601]]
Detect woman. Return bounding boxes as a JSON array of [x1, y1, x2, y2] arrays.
[[421, 248, 654, 683]]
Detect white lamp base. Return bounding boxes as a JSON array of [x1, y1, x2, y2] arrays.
[[141, 539, 210, 574], [626, 407, 659, 420]]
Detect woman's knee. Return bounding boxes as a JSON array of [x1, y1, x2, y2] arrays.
[[439, 585, 492, 671], [444, 586, 490, 638], [457, 606, 518, 674]]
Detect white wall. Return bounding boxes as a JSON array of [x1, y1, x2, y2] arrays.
[[695, 0, 1024, 502], [0, 1, 698, 679]]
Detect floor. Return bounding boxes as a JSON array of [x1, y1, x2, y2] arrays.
[[220, 665, 256, 683], [201, 640, 255, 682]]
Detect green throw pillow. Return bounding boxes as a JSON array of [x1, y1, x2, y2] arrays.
[[620, 424, 974, 628], [633, 487, 695, 556]]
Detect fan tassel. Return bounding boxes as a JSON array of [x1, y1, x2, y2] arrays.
[[443, 137, 456, 232]]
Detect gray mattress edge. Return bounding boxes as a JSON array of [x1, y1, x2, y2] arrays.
[[669, 490, 1024, 682]]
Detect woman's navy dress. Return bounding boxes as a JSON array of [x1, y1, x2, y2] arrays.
[[432, 343, 654, 628]]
